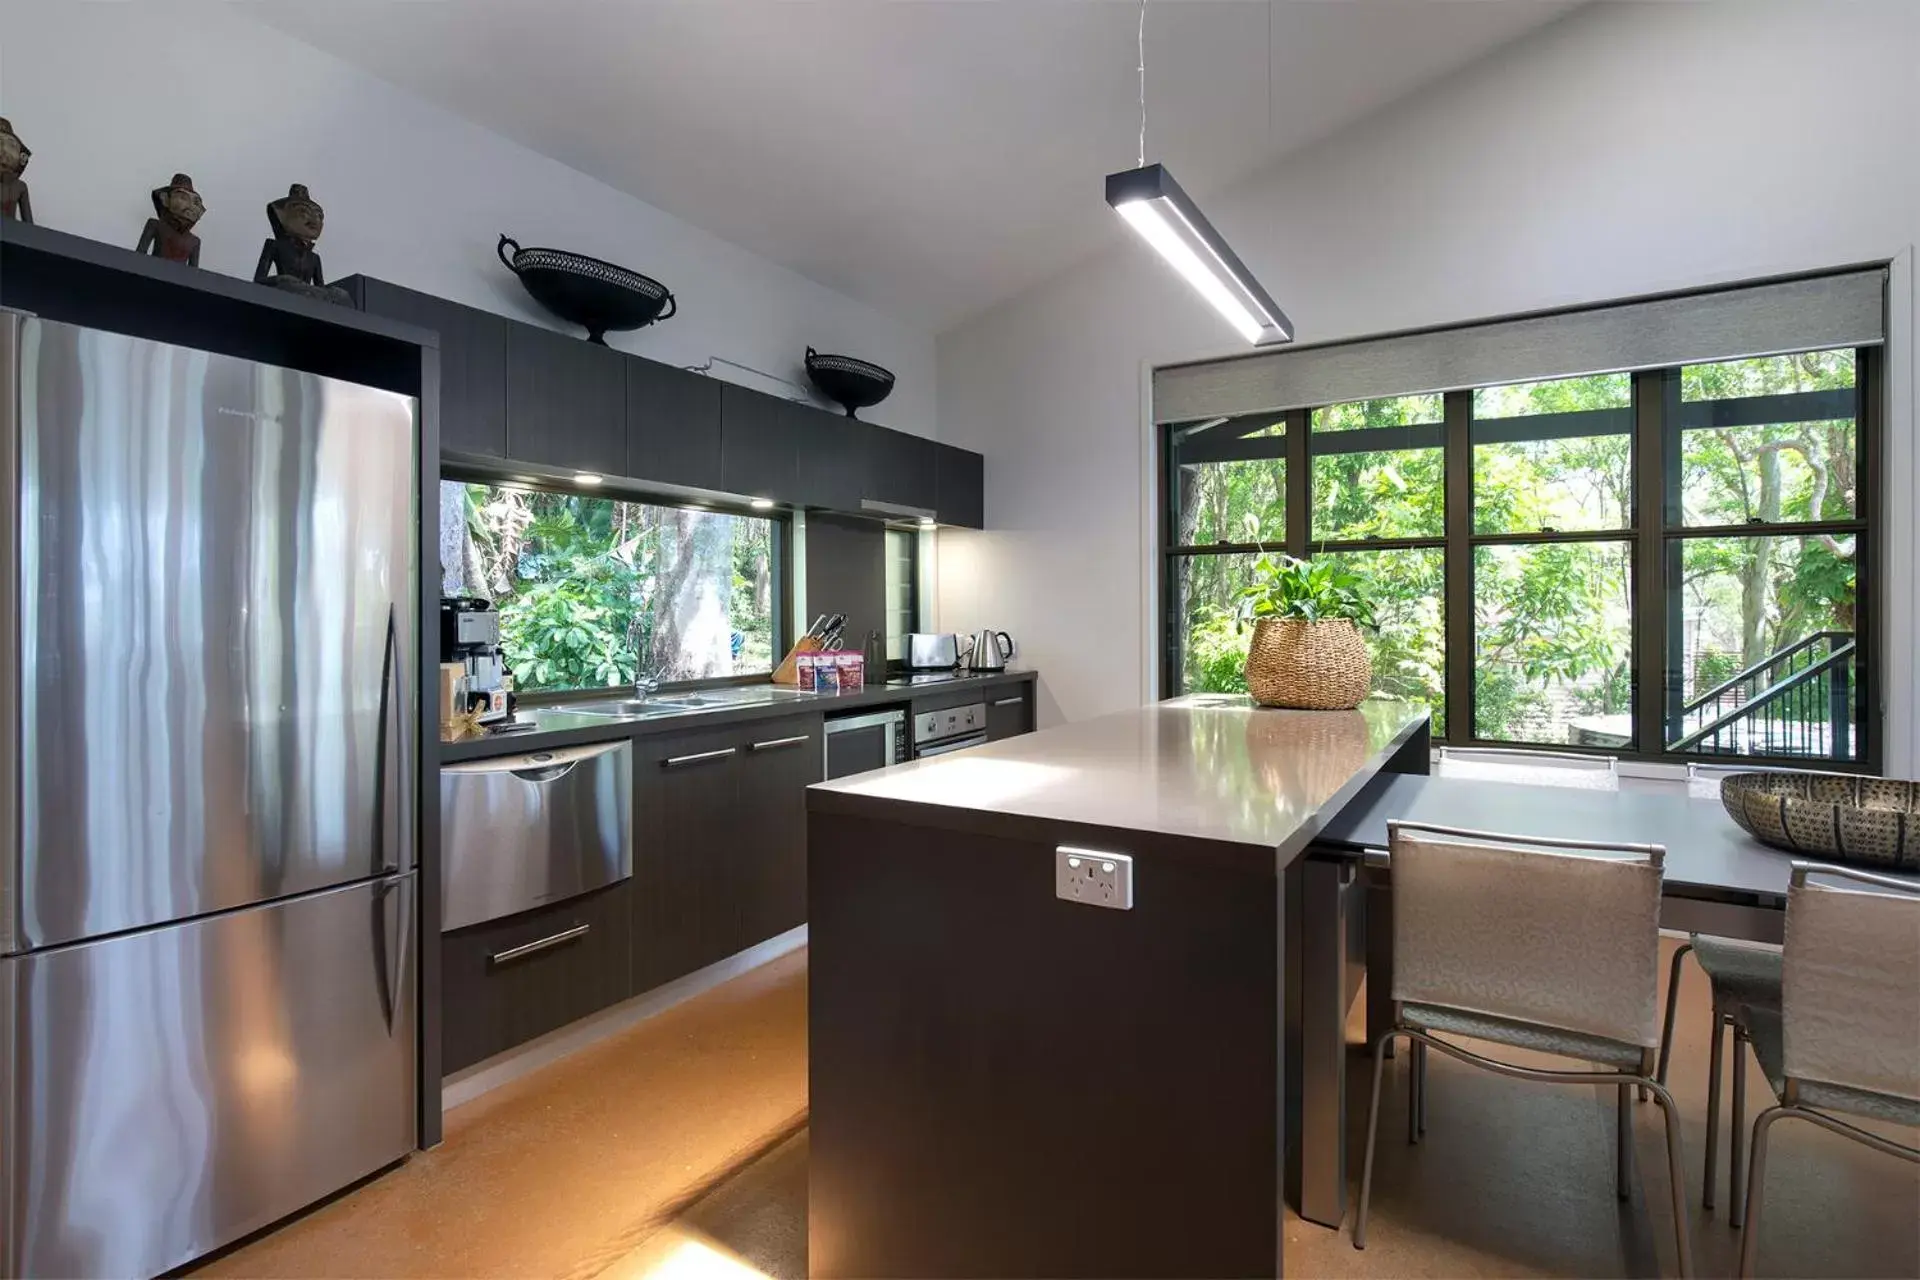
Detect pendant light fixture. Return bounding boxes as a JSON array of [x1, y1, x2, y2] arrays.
[[1105, 2, 1293, 346]]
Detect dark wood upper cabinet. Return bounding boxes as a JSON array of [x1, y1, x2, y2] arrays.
[[795, 407, 871, 513], [866, 427, 940, 515], [345, 277, 507, 458], [505, 322, 625, 476], [625, 356, 723, 491], [719, 384, 799, 501], [934, 442, 985, 529]]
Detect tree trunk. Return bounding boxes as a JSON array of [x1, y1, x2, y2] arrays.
[[648, 508, 734, 679], [1739, 448, 1784, 666]]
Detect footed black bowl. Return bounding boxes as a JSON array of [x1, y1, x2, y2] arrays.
[[497, 234, 675, 344], [805, 347, 895, 418]]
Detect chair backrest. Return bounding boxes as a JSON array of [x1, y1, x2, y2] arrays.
[[1781, 863, 1920, 1105], [1686, 761, 1856, 801], [1389, 821, 1664, 1047], [1437, 747, 1620, 791]]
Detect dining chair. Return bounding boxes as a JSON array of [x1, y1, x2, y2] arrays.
[[1355, 821, 1694, 1278], [1649, 763, 1863, 1226], [1737, 862, 1920, 1279], [1435, 746, 1621, 791]]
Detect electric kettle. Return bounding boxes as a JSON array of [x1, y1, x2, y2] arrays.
[[968, 629, 1014, 671]]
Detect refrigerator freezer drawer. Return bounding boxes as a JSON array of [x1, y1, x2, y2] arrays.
[[1, 874, 418, 1279], [440, 740, 633, 932]]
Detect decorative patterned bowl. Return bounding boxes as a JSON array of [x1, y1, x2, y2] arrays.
[[497, 235, 675, 344], [1719, 772, 1920, 871], [805, 347, 895, 418]]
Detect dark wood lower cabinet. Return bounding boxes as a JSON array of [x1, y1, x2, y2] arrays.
[[440, 880, 633, 1073], [632, 713, 822, 993], [984, 684, 1033, 740]]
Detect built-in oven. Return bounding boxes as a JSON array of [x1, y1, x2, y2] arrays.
[[824, 708, 909, 780], [913, 702, 988, 759]]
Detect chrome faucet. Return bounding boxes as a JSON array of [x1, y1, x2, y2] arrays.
[[633, 670, 661, 701]]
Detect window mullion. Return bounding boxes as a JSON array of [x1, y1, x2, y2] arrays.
[[1632, 368, 1673, 755], [1284, 407, 1310, 558], [1443, 389, 1472, 745]]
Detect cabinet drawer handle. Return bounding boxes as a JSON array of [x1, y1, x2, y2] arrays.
[[992, 696, 1024, 707], [663, 747, 737, 768], [750, 734, 811, 752], [489, 923, 590, 966]]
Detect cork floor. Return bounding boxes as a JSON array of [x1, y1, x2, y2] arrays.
[[199, 938, 1918, 1279]]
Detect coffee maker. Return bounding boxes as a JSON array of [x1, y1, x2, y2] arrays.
[[441, 596, 510, 723]]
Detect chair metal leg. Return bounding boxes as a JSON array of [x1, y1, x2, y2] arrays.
[[1408, 1040, 1420, 1145], [1417, 1040, 1427, 1137], [1646, 1080, 1699, 1280], [1617, 1084, 1633, 1201], [1730, 1022, 1749, 1228], [1408, 1040, 1427, 1143], [1737, 1106, 1786, 1279], [1354, 1030, 1400, 1251], [1649, 941, 1693, 1101], [1703, 1001, 1726, 1211]]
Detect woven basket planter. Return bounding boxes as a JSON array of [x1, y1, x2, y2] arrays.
[[1244, 617, 1372, 709]]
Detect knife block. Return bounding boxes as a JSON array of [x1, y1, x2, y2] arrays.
[[772, 636, 824, 686]]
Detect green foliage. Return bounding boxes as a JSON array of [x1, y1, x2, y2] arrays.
[[1237, 554, 1379, 630], [454, 482, 775, 692]]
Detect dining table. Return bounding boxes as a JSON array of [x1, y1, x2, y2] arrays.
[[1290, 769, 1920, 1230]]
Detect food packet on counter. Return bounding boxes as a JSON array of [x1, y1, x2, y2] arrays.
[[836, 650, 864, 690], [816, 654, 841, 694]]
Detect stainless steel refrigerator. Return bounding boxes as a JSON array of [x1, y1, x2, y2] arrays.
[[0, 313, 419, 1278]]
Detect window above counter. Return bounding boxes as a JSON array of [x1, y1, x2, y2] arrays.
[[441, 478, 782, 693]]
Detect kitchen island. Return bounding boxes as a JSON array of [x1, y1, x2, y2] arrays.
[[806, 693, 1429, 1279]]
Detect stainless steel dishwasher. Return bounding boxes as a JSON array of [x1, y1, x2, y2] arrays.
[[440, 740, 633, 932]]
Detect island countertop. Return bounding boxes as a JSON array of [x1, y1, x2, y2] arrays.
[[808, 693, 1430, 858]]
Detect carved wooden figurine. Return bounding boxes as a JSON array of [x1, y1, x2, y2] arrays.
[[0, 118, 33, 224], [136, 173, 205, 266], [253, 183, 349, 304]]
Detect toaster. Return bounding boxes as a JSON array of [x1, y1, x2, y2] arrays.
[[905, 632, 965, 670]]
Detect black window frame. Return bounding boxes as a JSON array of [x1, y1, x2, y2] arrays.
[[441, 465, 793, 701], [1158, 346, 1882, 771]]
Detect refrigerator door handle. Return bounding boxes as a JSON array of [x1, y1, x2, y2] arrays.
[[370, 874, 413, 1035], [375, 604, 413, 874], [0, 312, 18, 959]]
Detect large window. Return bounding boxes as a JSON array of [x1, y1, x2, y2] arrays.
[[1161, 343, 1879, 767], [441, 480, 780, 692]]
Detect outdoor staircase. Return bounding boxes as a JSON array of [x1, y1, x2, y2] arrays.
[[1670, 630, 1856, 760]]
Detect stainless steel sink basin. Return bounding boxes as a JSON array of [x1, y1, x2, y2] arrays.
[[550, 685, 821, 720]]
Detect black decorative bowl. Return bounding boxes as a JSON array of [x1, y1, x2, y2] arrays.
[[1719, 771, 1920, 871], [805, 347, 895, 418], [497, 234, 675, 344]]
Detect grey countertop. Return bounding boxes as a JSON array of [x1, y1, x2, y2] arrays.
[[1317, 772, 1920, 902], [438, 669, 1037, 763], [808, 693, 1430, 857]]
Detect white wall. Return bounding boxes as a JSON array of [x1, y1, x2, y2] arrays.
[[0, 1, 937, 437], [936, 0, 1920, 770]]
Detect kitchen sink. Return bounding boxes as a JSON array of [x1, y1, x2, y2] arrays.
[[551, 685, 822, 720]]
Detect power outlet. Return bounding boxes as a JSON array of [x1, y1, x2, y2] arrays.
[[1055, 847, 1134, 910]]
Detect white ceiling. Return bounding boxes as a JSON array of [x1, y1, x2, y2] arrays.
[[251, 1, 1578, 332]]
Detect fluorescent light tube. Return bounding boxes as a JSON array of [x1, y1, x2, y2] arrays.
[[1106, 164, 1292, 346]]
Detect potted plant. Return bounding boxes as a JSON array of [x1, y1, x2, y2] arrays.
[[1237, 554, 1377, 709]]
